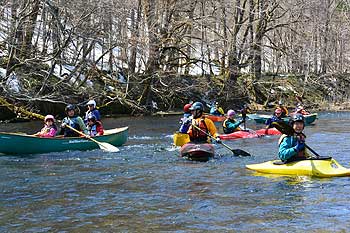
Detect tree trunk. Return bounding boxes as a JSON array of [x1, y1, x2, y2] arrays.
[[129, 0, 142, 74], [20, 0, 41, 59]]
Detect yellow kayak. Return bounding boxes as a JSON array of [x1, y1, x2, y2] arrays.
[[246, 158, 350, 178], [173, 132, 190, 147]]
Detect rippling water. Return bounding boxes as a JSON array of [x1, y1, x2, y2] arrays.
[[1, 112, 350, 232]]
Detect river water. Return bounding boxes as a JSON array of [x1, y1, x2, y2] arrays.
[[0, 112, 350, 232]]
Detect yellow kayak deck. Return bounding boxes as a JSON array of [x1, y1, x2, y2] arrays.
[[246, 158, 350, 178], [173, 132, 190, 147]]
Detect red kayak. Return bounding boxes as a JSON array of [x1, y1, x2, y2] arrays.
[[203, 114, 226, 122], [219, 128, 281, 140], [180, 143, 215, 162]]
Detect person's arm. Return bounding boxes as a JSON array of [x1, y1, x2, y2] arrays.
[[226, 120, 242, 131], [278, 137, 297, 161], [206, 119, 218, 138], [77, 117, 88, 134]]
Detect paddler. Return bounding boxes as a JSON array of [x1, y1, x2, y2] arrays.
[[34, 114, 58, 137], [209, 101, 224, 116], [222, 109, 244, 134], [278, 113, 309, 162], [187, 102, 220, 143], [277, 100, 288, 117], [179, 103, 192, 133], [59, 104, 88, 137], [265, 108, 283, 129]]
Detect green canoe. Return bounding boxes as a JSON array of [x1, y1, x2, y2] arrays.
[[0, 127, 128, 155], [247, 113, 318, 125]]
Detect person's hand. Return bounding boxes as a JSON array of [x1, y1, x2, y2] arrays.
[[216, 136, 222, 144], [61, 123, 66, 128], [294, 140, 305, 152]]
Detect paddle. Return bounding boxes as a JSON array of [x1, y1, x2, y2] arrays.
[[191, 124, 251, 156], [272, 121, 320, 158], [64, 124, 120, 152]]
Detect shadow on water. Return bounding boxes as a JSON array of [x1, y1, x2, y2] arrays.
[[1, 112, 350, 231]]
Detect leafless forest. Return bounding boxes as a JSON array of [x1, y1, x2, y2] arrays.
[[1, 0, 350, 115]]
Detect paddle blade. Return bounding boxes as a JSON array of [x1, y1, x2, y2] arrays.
[[232, 149, 251, 157], [98, 142, 120, 152], [272, 121, 294, 135]]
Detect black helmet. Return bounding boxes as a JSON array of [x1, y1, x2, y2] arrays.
[[189, 102, 204, 112], [65, 104, 75, 113]]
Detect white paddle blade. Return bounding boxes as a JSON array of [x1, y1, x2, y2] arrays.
[[98, 142, 120, 152]]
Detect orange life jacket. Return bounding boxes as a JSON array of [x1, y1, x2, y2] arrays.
[[189, 117, 209, 143]]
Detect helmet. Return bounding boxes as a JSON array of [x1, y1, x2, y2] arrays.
[[183, 104, 192, 113], [275, 108, 282, 114], [291, 113, 304, 122], [189, 102, 204, 112], [86, 100, 96, 108], [87, 114, 96, 122], [44, 114, 55, 122], [65, 104, 75, 113], [289, 113, 304, 127], [227, 109, 236, 117]]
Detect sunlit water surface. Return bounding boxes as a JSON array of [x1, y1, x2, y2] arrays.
[[0, 112, 350, 232]]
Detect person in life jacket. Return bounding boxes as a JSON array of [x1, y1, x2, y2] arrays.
[[86, 114, 104, 137], [277, 100, 288, 117], [179, 103, 192, 133], [278, 113, 309, 162], [84, 100, 101, 123], [294, 104, 310, 115], [265, 108, 283, 129], [34, 114, 57, 137], [222, 110, 244, 134], [60, 104, 88, 137], [187, 102, 219, 143], [209, 102, 224, 116]]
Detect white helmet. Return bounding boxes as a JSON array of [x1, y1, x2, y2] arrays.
[[86, 100, 96, 108]]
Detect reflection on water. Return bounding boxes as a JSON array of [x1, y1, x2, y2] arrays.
[[1, 112, 350, 231]]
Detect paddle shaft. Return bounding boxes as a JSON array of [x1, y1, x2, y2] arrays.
[[305, 144, 320, 158], [65, 124, 96, 142], [242, 112, 247, 130], [190, 123, 249, 155]]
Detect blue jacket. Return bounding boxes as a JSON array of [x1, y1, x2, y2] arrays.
[[278, 135, 307, 161], [179, 113, 192, 133], [265, 115, 282, 128], [85, 109, 101, 123]]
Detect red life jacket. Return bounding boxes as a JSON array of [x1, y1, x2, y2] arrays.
[[190, 117, 209, 143]]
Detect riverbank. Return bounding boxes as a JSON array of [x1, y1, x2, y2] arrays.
[[1, 69, 350, 121]]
